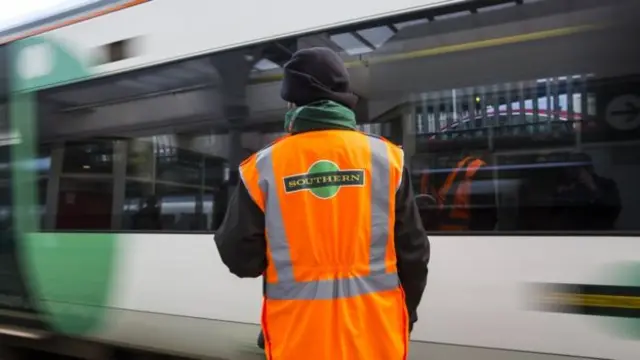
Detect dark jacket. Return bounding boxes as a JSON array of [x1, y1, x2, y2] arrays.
[[215, 132, 430, 331]]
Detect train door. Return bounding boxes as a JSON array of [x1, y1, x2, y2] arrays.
[[0, 44, 48, 338]]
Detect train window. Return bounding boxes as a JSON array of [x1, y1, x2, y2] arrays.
[[28, 28, 392, 233], [32, 46, 292, 232], [299, 0, 639, 233], [22, 0, 640, 234]]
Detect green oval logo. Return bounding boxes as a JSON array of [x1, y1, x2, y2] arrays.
[[283, 160, 365, 199]]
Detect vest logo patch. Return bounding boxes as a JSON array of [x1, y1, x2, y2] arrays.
[[283, 160, 365, 199]]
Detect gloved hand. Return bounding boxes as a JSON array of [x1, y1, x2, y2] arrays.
[[409, 311, 417, 334], [257, 330, 265, 350]]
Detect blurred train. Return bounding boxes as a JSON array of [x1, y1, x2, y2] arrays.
[[1, 0, 640, 359]]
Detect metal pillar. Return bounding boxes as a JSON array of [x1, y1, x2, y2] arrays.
[[209, 50, 257, 229]]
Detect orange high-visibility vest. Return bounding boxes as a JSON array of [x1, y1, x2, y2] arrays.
[[239, 130, 408, 360], [437, 156, 486, 231]]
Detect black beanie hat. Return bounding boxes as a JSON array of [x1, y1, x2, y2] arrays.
[[281, 47, 358, 109]]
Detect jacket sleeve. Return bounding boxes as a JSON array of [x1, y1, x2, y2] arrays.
[[394, 166, 430, 331], [214, 180, 267, 278]]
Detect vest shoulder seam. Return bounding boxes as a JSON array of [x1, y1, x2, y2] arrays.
[[363, 132, 402, 150]]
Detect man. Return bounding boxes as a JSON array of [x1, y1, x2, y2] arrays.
[[518, 152, 621, 231], [437, 154, 497, 231], [419, 148, 497, 232], [215, 47, 430, 360]]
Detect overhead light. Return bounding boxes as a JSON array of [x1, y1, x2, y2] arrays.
[[330, 33, 372, 55], [253, 59, 280, 71], [356, 26, 394, 49]]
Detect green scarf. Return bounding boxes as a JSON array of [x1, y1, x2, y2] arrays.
[[284, 100, 356, 133]]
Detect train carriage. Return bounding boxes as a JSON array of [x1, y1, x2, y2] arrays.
[[1, 0, 640, 359]]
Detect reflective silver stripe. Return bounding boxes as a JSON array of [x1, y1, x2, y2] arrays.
[[267, 272, 399, 300], [255, 136, 400, 300], [368, 136, 391, 275], [255, 146, 296, 283], [396, 147, 405, 192]]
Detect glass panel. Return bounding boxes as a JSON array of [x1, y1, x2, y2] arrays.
[[35, 41, 294, 232], [29, 0, 640, 235], [356, 26, 394, 49], [299, 0, 640, 233], [330, 33, 372, 55]]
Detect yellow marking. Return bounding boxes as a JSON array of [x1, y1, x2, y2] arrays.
[[541, 292, 640, 310]]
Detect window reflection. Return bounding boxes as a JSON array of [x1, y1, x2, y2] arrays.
[[122, 134, 224, 231], [312, 0, 638, 233], [26, 0, 640, 234], [62, 141, 113, 174]]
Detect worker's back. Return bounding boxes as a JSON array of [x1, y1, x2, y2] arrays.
[[240, 129, 408, 359]]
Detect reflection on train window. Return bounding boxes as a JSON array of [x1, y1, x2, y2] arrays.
[[408, 76, 621, 232], [122, 135, 222, 231], [27, 0, 640, 233], [312, 0, 637, 234]]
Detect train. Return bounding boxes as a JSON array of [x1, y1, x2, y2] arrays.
[[1, 0, 640, 359]]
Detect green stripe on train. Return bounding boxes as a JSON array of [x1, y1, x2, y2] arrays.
[[10, 36, 117, 335]]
